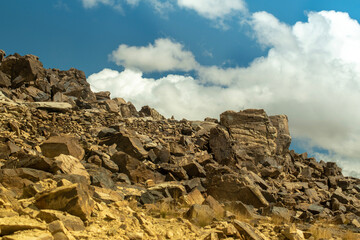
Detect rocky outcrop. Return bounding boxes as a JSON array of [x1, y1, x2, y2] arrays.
[[0, 50, 359, 240]]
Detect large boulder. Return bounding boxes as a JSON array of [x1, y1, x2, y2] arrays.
[[34, 183, 94, 221], [269, 115, 291, 155], [220, 109, 277, 161], [100, 129, 148, 160], [0, 54, 45, 87], [40, 136, 85, 160]]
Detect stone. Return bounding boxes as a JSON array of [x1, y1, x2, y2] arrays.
[[149, 182, 186, 199], [40, 136, 85, 160], [34, 183, 94, 221], [104, 99, 119, 113], [111, 152, 164, 184], [25, 102, 72, 111], [95, 91, 111, 101], [100, 130, 148, 160], [220, 109, 277, 160], [182, 161, 206, 178], [3, 151, 53, 172], [269, 115, 291, 154], [2, 230, 53, 240], [0, 71, 11, 87], [53, 154, 90, 181], [282, 224, 305, 240], [0, 216, 47, 235], [209, 126, 233, 165], [204, 195, 225, 218], [48, 220, 76, 240], [185, 204, 215, 226], [0, 49, 5, 62], [139, 105, 164, 120], [233, 220, 269, 240], [36, 209, 85, 231], [182, 188, 205, 205]]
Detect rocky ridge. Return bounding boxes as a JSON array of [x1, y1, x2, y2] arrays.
[[0, 50, 359, 239]]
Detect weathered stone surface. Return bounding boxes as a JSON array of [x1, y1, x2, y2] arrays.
[[36, 209, 85, 231], [220, 109, 277, 160], [100, 130, 148, 159], [139, 105, 165, 120], [34, 183, 94, 221], [53, 154, 90, 181], [104, 99, 119, 113], [0, 71, 11, 87], [111, 152, 164, 184], [233, 220, 269, 240], [0, 217, 47, 235], [185, 204, 215, 226], [269, 115, 291, 155], [2, 230, 53, 240], [209, 126, 233, 165], [182, 188, 205, 205], [282, 224, 305, 240], [40, 136, 85, 160]]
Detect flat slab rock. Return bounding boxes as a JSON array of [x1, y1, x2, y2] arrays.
[[0, 216, 47, 236]]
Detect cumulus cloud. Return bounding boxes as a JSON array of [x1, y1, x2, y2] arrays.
[[89, 11, 360, 177], [110, 38, 199, 72], [177, 0, 247, 20]]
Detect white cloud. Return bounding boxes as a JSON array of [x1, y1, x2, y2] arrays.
[[177, 0, 247, 20], [110, 38, 199, 72], [89, 11, 360, 177], [81, 0, 114, 8]]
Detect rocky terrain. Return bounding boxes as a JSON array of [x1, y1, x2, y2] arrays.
[[0, 50, 359, 240]]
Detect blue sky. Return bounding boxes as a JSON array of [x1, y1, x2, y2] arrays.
[[1, 0, 360, 177]]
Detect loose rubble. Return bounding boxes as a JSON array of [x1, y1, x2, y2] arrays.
[[0, 51, 359, 239]]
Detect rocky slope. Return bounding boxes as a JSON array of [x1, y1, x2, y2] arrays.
[[0, 50, 359, 240]]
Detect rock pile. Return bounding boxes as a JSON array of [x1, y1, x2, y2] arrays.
[[0, 51, 359, 239]]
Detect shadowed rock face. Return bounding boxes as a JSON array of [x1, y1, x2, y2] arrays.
[[0, 50, 359, 240]]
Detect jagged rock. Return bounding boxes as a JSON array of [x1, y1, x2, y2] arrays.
[[111, 151, 164, 184], [40, 136, 85, 160], [34, 183, 94, 221], [204, 195, 225, 218], [0, 49, 5, 62], [209, 126, 233, 165], [220, 109, 277, 161], [182, 188, 205, 205], [0, 216, 47, 235], [100, 129, 148, 160], [86, 165, 115, 189], [0, 71, 11, 87], [282, 224, 305, 240], [182, 161, 206, 178], [36, 209, 85, 231], [0, 54, 45, 87], [48, 220, 76, 240], [139, 105, 164, 120], [95, 91, 111, 101], [149, 182, 186, 199], [269, 115, 291, 154], [53, 154, 90, 181], [1, 230, 53, 240], [233, 220, 269, 240], [185, 204, 215, 226], [104, 99, 119, 113], [3, 150, 53, 171]]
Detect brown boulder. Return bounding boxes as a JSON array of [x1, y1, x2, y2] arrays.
[[0, 54, 45, 87], [0, 71, 11, 87], [0, 216, 47, 235], [220, 109, 277, 161], [53, 154, 90, 182], [209, 126, 234, 165], [269, 115, 291, 154], [34, 183, 94, 221], [40, 136, 85, 160], [139, 105, 165, 120], [100, 129, 148, 160]]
